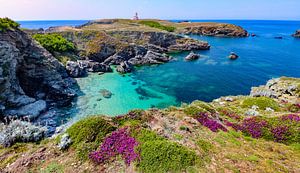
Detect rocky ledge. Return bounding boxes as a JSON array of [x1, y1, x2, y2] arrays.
[[180, 23, 248, 37], [292, 30, 300, 38], [250, 77, 300, 103], [0, 28, 76, 119]]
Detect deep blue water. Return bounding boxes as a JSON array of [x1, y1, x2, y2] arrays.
[[18, 20, 89, 29], [21, 20, 300, 120]]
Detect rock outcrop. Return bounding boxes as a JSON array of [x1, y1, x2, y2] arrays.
[[116, 61, 133, 74], [250, 77, 300, 103], [185, 52, 200, 61], [0, 28, 76, 118], [182, 23, 248, 37], [59, 30, 209, 73], [228, 52, 239, 60], [292, 30, 300, 38]]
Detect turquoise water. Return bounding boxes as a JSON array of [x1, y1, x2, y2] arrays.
[[22, 20, 300, 120]]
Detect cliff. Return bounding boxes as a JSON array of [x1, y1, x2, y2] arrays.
[[0, 27, 76, 119]]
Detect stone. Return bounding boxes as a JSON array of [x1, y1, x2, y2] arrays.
[[66, 61, 87, 78], [245, 109, 259, 116], [99, 89, 113, 98], [224, 97, 234, 102], [185, 52, 200, 61], [292, 30, 300, 38], [116, 61, 133, 74], [58, 133, 72, 150], [5, 100, 47, 119], [228, 52, 239, 60], [266, 107, 274, 112]]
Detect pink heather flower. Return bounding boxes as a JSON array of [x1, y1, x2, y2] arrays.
[[271, 126, 289, 142], [195, 113, 227, 132], [89, 128, 139, 165], [281, 114, 300, 122]]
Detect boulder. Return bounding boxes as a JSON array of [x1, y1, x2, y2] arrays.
[[5, 100, 47, 119], [116, 61, 133, 74], [99, 89, 113, 99], [185, 52, 200, 61], [58, 133, 72, 150], [129, 51, 171, 65], [292, 30, 300, 38], [66, 61, 87, 78], [228, 52, 239, 60]]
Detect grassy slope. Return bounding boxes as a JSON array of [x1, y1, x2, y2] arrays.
[[1, 91, 299, 173]]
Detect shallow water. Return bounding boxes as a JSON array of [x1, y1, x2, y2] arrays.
[[23, 20, 300, 121]]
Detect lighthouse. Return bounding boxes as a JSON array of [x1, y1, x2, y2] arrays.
[[133, 12, 139, 20]]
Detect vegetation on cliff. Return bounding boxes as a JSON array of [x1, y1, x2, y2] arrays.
[[139, 20, 176, 32], [33, 33, 76, 53], [0, 17, 20, 32]]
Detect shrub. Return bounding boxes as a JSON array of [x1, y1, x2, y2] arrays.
[[241, 97, 279, 111], [76, 142, 99, 161], [112, 109, 145, 126], [0, 120, 47, 147], [138, 140, 197, 173], [0, 17, 20, 32], [131, 128, 165, 144], [33, 33, 75, 53], [66, 116, 116, 147], [89, 128, 139, 165], [196, 139, 213, 153], [139, 21, 176, 32], [184, 101, 216, 116]]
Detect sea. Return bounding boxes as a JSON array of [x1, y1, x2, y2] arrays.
[[18, 20, 300, 123]]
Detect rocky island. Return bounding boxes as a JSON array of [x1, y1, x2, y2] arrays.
[[1, 18, 299, 173], [292, 30, 300, 38]]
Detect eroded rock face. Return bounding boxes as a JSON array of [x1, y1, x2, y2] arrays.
[[0, 29, 76, 118], [182, 24, 248, 37], [250, 77, 300, 103], [292, 30, 300, 38]]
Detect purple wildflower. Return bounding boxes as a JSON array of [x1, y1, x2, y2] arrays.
[[239, 117, 267, 138], [271, 126, 289, 142], [281, 114, 300, 122], [89, 128, 139, 165], [195, 113, 227, 132]]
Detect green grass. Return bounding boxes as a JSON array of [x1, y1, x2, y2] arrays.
[[0, 17, 20, 32], [33, 33, 75, 54], [66, 116, 116, 148], [138, 140, 197, 173], [40, 162, 64, 173], [241, 97, 279, 111], [139, 21, 176, 32]]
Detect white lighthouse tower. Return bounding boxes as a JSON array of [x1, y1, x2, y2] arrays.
[[133, 12, 139, 20]]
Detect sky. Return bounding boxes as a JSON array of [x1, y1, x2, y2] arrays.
[[0, 0, 300, 21]]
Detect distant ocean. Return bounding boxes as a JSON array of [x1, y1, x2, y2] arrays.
[[18, 20, 89, 29], [19, 20, 300, 120]]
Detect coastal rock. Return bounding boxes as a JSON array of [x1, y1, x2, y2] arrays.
[[0, 27, 76, 118], [58, 133, 72, 150], [129, 51, 171, 66], [185, 52, 200, 61], [116, 61, 134, 73], [66, 61, 87, 78], [292, 30, 300, 38], [250, 77, 300, 103], [228, 52, 239, 60], [182, 23, 248, 37], [5, 100, 47, 119], [99, 89, 113, 99]]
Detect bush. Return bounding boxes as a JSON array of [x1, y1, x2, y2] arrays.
[[66, 116, 116, 147], [138, 140, 197, 173], [33, 33, 75, 53], [139, 21, 176, 32], [184, 101, 216, 116], [131, 128, 165, 144], [0, 17, 20, 32], [241, 97, 279, 111], [0, 120, 47, 147]]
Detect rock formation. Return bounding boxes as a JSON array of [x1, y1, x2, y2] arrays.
[[292, 30, 300, 38], [185, 52, 200, 61], [228, 52, 239, 60], [181, 23, 248, 37], [0, 28, 76, 118]]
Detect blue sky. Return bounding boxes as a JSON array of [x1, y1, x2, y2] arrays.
[[0, 0, 300, 20]]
